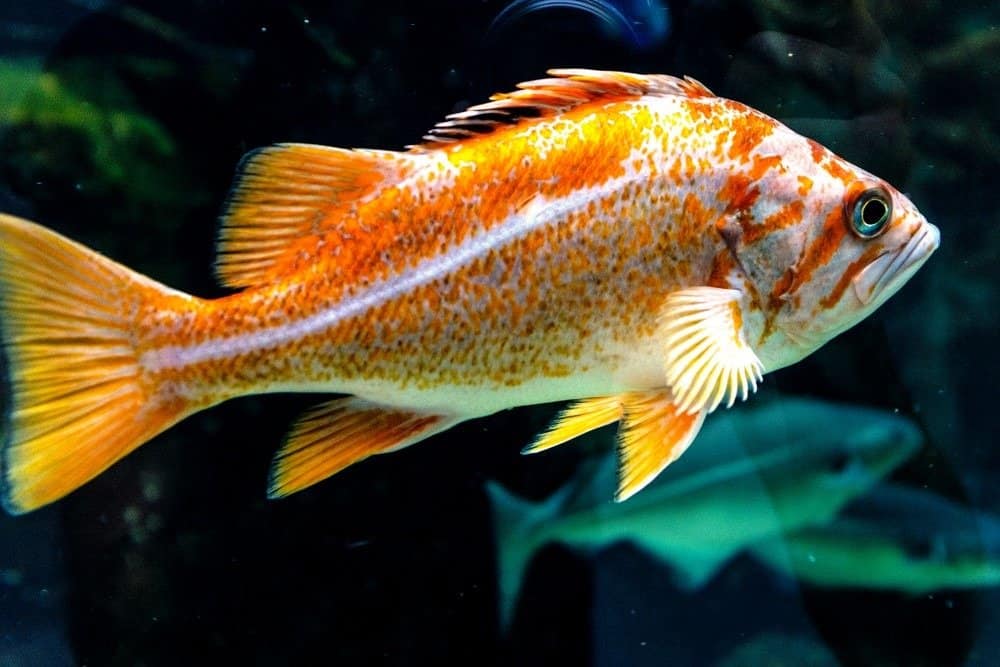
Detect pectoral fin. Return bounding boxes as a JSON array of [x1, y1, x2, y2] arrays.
[[659, 287, 764, 415], [268, 397, 456, 498], [616, 391, 705, 501]]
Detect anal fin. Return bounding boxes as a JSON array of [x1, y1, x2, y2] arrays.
[[523, 396, 623, 454], [521, 390, 706, 504], [268, 397, 455, 498], [616, 391, 706, 502]]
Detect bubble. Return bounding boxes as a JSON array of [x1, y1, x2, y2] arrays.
[[488, 0, 671, 51]]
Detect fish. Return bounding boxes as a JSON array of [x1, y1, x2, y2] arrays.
[[716, 632, 839, 667], [0, 68, 939, 514], [750, 483, 1000, 594], [486, 397, 921, 627]]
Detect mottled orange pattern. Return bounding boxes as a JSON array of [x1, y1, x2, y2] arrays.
[[0, 69, 938, 512], [140, 77, 785, 404]]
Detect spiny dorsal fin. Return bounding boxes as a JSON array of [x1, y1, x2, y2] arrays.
[[409, 68, 715, 151], [215, 143, 423, 288]]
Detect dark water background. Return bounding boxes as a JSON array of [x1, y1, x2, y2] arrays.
[[0, 1, 997, 665]]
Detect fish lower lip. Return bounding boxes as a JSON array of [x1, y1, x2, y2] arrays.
[[852, 251, 894, 306], [852, 224, 939, 305]]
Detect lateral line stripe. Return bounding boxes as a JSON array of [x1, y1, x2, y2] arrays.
[[142, 174, 637, 372]]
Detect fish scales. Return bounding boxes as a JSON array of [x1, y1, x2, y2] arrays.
[[0, 69, 938, 512], [142, 97, 759, 404]]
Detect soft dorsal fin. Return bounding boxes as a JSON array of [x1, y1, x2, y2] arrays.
[[215, 143, 422, 288], [410, 68, 714, 151]]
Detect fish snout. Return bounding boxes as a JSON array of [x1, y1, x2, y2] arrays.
[[852, 220, 939, 306]]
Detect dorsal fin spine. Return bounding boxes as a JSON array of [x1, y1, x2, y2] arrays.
[[409, 69, 715, 152]]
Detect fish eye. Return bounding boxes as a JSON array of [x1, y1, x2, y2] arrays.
[[849, 187, 892, 239]]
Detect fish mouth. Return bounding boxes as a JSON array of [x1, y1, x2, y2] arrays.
[[852, 223, 940, 306]]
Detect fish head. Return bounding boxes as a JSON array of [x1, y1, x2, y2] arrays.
[[812, 406, 923, 492], [718, 123, 940, 371], [748, 399, 922, 522], [805, 485, 1000, 592]]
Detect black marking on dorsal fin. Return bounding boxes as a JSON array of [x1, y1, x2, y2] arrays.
[[408, 68, 715, 152]]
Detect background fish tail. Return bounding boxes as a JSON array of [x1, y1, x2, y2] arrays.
[[0, 214, 193, 514], [486, 480, 572, 631]]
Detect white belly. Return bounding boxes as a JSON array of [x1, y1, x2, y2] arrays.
[[263, 336, 665, 418]]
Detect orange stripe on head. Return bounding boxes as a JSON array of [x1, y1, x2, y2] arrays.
[[745, 199, 804, 244], [818, 244, 884, 309], [768, 267, 795, 311], [822, 156, 854, 186], [790, 206, 848, 293], [720, 173, 760, 213], [721, 154, 784, 239], [807, 137, 853, 185], [706, 247, 737, 288], [768, 204, 848, 310]]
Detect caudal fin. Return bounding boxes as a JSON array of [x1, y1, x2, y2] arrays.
[[0, 215, 190, 514], [486, 480, 574, 631]]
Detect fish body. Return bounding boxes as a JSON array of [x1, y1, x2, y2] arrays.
[[144, 79, 756, 412], [487, 397, 922, 626], [751, 484, 1000, 594], [0, 69, 938, 513]]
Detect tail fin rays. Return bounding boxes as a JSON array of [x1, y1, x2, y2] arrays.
[[0, 215, 189, 514]]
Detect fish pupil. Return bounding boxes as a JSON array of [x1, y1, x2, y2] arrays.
[[862, 199, 888, 227]]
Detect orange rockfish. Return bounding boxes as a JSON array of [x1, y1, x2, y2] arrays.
[[0, 69, 938, 514]]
